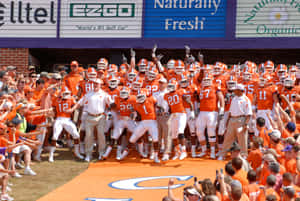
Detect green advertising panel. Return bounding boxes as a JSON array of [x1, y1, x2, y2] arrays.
[[236, 0, 300, 38]]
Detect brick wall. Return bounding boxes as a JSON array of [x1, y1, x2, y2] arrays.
[[0, 48, 29, 72]]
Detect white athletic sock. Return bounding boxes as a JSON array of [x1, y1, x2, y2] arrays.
[[211, 146, 215, 154], [202, 145, 207, 152]]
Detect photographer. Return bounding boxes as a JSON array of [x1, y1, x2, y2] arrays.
[[167, 178, 202, 201]]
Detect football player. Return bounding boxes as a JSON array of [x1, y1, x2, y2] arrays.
[[163, 80, 194, 160], [196, 74, 224, 159], [49, 87, 84, 162], [119, 89, 161, 163]]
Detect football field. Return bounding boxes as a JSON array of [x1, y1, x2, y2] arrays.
[[35, 150, 225, 201]]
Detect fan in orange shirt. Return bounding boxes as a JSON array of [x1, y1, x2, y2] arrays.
[[244, 170, 261, 201], [232, 157, 249, 187], [282, 145, 297, 176], [257, 175, 280, 201], [63, 61, 84, 96], [247, 137, 263, 171], [119, 89, 161, 163]]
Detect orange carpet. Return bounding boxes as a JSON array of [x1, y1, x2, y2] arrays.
[[38, 155, 225, 201]]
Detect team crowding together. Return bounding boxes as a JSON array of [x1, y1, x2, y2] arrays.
[[0, 47, 298, 200]]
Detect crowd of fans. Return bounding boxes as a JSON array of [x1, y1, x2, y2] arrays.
[[0, 46, 298, 200]]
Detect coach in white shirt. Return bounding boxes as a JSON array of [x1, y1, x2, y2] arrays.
[[72, 79, 113, 161], [152, 77, 172, 161], [218, 84, 252, 160]]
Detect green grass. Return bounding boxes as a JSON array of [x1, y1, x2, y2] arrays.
[[10, 148, 89, 201]]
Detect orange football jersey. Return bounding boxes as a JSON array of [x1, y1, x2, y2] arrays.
[[255, 85, 277, 110], [53, 97, 76, 118], [182, 85, 197, 109], [143, 80, 159, 95], [63, 72, 83, 95], [105, 86, 120, 103], [279, 86, 300, 109], [115, 95, 135, 117], [222, 89, 235, 112], [214, 74, 229, 90], [133, 96, 157, 120], [164, 89, 186, 113], [78, 80, 94, 97], [198, 86, 220, 112], [240, 80, 258, 103]]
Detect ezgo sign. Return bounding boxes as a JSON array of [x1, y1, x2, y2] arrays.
[[144, 0, 227, 38], [0, 0, 57, 37], [236, 0, 300, 37], [60, 0, 143, 38]]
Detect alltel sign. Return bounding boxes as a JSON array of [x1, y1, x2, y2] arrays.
[[0, 0, 57, 37]]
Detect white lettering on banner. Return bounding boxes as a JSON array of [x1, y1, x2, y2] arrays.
[[70, 3, 135, 18], [154, 0, 222, 15], [165, 16, 205, 30], [60, 0, 143, 38], [0, 0, 57, 37], [109, 175, 193, 190]]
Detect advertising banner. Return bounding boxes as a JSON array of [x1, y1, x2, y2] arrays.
[[236, 0, 300, 38], [143, 0, 227, 38], [0, 0, 57, 38], [60, 0, 143, 38]]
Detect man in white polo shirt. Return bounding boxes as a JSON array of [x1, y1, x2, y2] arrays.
[[70, 78, 113, 162], [218, 84, 252, 160]]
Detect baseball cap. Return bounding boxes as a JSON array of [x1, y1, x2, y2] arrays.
[[28, 65, 35, 70], [230, 180, 242, 189], [235, 84, 245, 91], [268, 130, 281, 139], [263, 153, 276, 162], [40, 72, 48, 77], [6, 66, 16, 70], [282, 145, 293, 152], [10, 116, 22, 125], [265, 148, 280, 158], [185, 188, 201, 197], [282, 137, 296, 145], [52, 73, 62, 80], [286, 122, 296, 132], [159, 77, 167, 83]]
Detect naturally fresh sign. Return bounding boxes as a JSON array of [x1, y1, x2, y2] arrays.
[[70, 3, 135, 18], [236, 0, 300, 37]]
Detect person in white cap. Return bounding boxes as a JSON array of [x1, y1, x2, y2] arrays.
[[69, 78, 113, 162], [218, 84, 252, 160], [152, 77, 172, 161]]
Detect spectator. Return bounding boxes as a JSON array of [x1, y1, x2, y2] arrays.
[[243, 170, 260, 201], [247, 137, 263, 171], [232, 157, 249, 187], [257, 175, 280, 201]]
